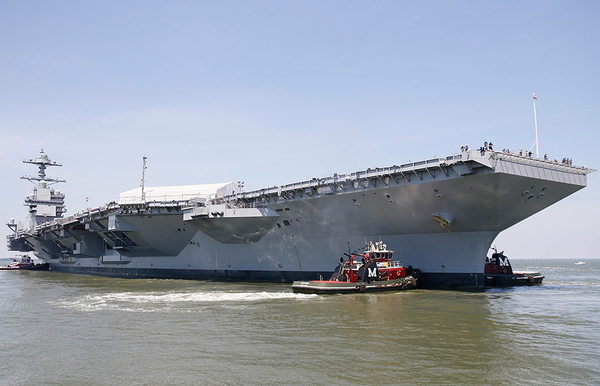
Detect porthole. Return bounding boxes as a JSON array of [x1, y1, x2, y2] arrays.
[[522, 190, 530, 196], [436, 193, 444, 199], [526, 194, 535, 201], [283, 220, 291, 226]]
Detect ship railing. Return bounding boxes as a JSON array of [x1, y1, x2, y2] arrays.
[[22, 202, 118, 233], [227, 156, 453, 200], [377, 260, 404, 268], [489, 151, 596, 174], [221, 201, 258, 209], [14, 195, 224, 235], [445, 152, 465, 163], [448, 149, 596, 174]]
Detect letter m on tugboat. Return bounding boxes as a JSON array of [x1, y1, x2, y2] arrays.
[[368, 266, 378, 279]]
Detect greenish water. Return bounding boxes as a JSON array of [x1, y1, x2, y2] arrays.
[[1, 259, 598, 385]]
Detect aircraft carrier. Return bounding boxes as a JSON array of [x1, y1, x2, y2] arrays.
[[6, 148, 594, 288]]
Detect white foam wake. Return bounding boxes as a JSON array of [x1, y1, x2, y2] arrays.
[[51, 290, 317, 312], [105, 290, 315, 303]]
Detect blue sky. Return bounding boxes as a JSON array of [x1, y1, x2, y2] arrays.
[[1, 1, 598, 259]]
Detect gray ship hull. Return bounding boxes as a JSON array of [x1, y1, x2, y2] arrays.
[[7, 150, 593, 288]]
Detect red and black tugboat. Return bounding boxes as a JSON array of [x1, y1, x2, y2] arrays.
[[484, 250, 543, 287], [0, 255, 49, 271], [291, 241, 420, 294]]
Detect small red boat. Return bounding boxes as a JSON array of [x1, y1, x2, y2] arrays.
[[0, 255, 49, 271], [291, 241, 420, 294]]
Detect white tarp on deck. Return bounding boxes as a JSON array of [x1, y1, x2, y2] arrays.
[[118, 182, 233, 204]]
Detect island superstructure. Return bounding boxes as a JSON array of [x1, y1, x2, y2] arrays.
[[6, 148, 594, 287]]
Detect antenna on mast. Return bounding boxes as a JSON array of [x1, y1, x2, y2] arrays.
[[530, 92, 539, 157], [140, 156, 147, 202]]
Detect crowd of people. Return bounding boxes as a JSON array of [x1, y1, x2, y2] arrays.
[[459, 141, 574, 166], [461, 142, 494, 153]]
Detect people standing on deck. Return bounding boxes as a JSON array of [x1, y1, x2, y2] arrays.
[[463, 142, 494, 153]]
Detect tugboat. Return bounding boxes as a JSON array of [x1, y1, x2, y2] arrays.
[[484, 250, 544, 287], [0, 255, 50, 271], [291, 241, 420, 294]]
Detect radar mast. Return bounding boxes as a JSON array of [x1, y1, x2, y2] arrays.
[[20, 149, 67, 228]]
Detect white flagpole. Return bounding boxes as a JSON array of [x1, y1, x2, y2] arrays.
[[532, 92, 539, 157]]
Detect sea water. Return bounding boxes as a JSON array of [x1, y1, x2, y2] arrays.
[[0, 259, 598, 386]]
